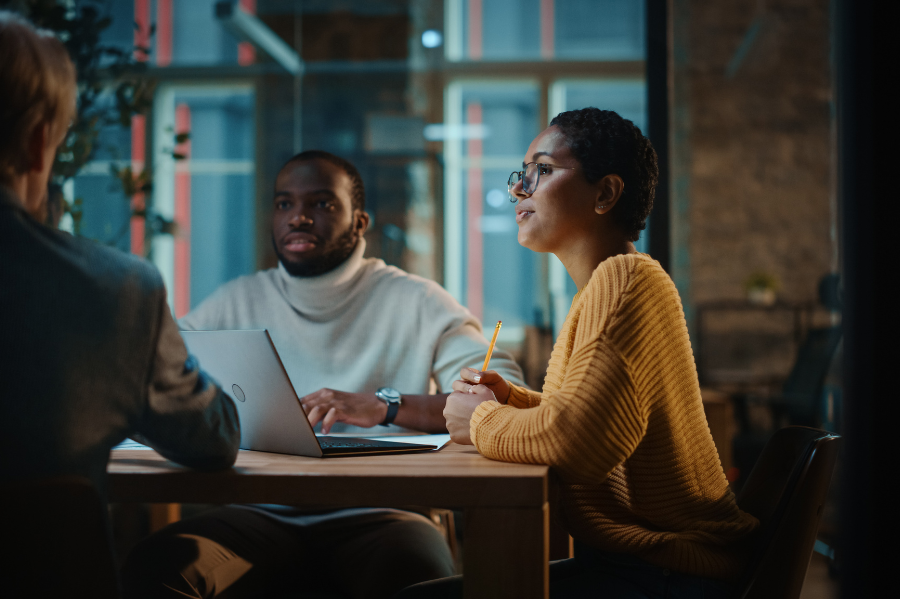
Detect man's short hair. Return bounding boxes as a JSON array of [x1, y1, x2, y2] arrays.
[[281, 150, 366, 212], [0, 11, 76, 185], [549, 108, 658, 242]]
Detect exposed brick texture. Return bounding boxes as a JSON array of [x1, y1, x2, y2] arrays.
[[686, 0, 834, 306], [680, 0, 836, 385]]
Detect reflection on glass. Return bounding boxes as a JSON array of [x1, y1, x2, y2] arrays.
[[556, 0, 646, 60], [553, 79, 648, 131], [461, 86, 540, 157], [450, 0, 645, 62], [160, 89, 256, 315], [463, 169, 537, 331], [446, 82, 540, 334], [70, 92, 133, 250], [170, 0, 242, 66]]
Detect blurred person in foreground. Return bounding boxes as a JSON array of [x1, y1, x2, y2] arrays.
[[123, 150, 526, 599], [398, 108, 760, 599], [0, 11, 240, 500]]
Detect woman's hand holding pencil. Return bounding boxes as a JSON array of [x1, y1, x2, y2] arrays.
[[445, 369, 510, 444], [451, 320, 511, 403], [451, 368, 510, 404], [444, 321, 512, 444]]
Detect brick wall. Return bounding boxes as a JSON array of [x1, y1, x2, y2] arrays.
[[675, 0, 836, 386]]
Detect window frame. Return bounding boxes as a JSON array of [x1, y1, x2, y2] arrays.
[[151, 81, 257, 314]]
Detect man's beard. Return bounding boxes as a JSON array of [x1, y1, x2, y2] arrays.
[[274, 227, 359, 278]]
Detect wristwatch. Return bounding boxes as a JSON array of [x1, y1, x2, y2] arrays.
[[375, 387, 403, 426]]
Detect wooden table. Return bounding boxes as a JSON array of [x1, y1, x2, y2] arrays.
[[109, 443, 550, 599]]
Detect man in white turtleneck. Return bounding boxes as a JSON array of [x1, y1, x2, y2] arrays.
[[123, 151, 525, 599]]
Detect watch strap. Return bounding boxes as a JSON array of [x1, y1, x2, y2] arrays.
[[376, 388, 402, 426], [381, 400, 400, 426]]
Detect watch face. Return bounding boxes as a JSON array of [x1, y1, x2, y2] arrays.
[[378, 387, 401, 401]]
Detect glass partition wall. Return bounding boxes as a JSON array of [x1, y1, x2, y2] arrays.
[[152, 85, 256, 317], [442, 0, 647, 341], [73, 0, 647, 369]]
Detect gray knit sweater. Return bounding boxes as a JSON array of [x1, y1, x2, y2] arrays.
[[180, 239, 525, 435]]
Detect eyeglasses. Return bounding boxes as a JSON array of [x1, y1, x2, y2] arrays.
[[507, 162, 577, 201]]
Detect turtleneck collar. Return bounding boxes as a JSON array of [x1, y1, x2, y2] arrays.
[[275, 238, 378, 320]]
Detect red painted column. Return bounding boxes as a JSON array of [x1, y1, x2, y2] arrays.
[[468, 0, 482, 60], [466, 102, 484, 321], [540, 0, 555, 60], [130, 0, 150, 256], [238, 0, 257, 65], [156, 0, 173, 67], [174, 104, 192, 318], [130, 115, 146, 256], [133, 0, 150, 59]]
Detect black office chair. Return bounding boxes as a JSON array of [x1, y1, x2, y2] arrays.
[[732, 274, 842, 489], [766, 274, 842, 427], [1, 476, 119, 598], [733, 427, 841, 599], [779, 330, 842, 428]]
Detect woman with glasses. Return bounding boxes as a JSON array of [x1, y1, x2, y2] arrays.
[[398, 108, 758, 598]]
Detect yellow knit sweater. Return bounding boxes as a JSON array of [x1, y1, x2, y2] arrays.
[[470, 253, 758, 581]]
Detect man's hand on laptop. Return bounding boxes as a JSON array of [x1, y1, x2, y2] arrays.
[[300, 388, 389, 434]]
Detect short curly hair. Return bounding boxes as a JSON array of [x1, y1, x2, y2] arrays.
[[549, 108, 658, 242], [282, 150, 366, 212]]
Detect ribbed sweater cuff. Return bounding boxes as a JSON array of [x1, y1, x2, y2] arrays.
[[506, 384, 536, 408], [470, 400, 503, 442]]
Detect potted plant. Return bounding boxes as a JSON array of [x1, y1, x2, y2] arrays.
[[744, 271, 780, 306]]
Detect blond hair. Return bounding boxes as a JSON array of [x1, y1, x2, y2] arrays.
[[0, 11, 76, 184]]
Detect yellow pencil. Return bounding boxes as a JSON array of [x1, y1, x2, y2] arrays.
[[482, 321, 502, 371]]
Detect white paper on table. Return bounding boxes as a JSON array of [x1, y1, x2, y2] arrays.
[[114, 435, 453, 452], [317, 433, 453, 450], [112, 438, 154, 450], [361, 434, 452, 450]]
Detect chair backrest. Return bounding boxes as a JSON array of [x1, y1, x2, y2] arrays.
[[1, 476, 119, 598], [734, 427, 841, 599], [780, 273, 842, 426], [781, 326, 842, 425]]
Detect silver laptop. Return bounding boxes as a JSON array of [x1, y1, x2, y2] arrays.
[[181, 330, 437, 457]]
